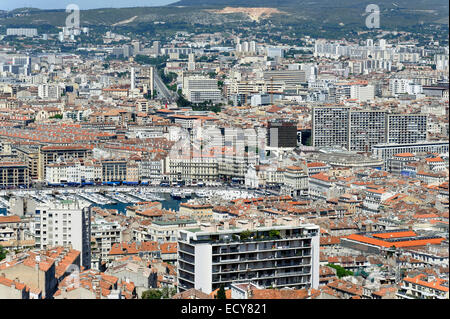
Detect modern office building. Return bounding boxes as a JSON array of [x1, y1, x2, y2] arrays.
[[177, 220, 320, 294], [266, 47, 284, 58], [182, 76, 222, 104], [101, 159, 127, 182], [263, 70, 306, 87], [267, 120, 298, 148], [161, 47, 192, 55]]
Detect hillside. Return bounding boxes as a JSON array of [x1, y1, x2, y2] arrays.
[[172, 0, 449, 11], [0, 1, 447, 39]]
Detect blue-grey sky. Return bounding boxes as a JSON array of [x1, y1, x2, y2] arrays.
[[1, 0, 177, 11]]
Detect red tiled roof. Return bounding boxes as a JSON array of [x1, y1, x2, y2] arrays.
[[346, 234, 445, 248], [0, 215, 21, 223], [372, 231, 416, 239]]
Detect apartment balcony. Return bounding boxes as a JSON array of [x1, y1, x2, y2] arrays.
[[216, 256, 240, 263], [209, 235, 315, 248], [212, 243, 312, 256], [396, 291, 419, 299], [178, 277, 195, 287], [400, 286, 440, 299], [178, 270, 195, 283], [178, 246, 195, 256], [276, 270, 311, 278], [212, 251, 309, 265], [179, 263, 195, 275], [213, 261, 278, 274], [178, 254, 195, 265]]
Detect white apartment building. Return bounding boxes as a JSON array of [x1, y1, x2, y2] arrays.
[[133, 219, 197, 244], [182, 76, 221, 103], [6, 28, 38, 37], [350, 84, 375, 102], [168, 155, 218, 185], [372, 141, 449, 165], [91, 218, 122, 270], [46, 159, 102, 184], [38, 84, 62, 100], [361, 189, 392, 214], [33, 200, 92, 269], [312, 106, 428, 152], [226, 80, 284, 100], [281, 166, 309, 197], [434, 54, 449, 71], [386, 114, 427, 145], [389, 79, 422, 96], [245, 165, 285, 189], [218, 152, 258, 184], [139, 157, 164, 182], [177, 220, 320, 294], [349, 110, 386, 152], [308, 173, 333, 200], [397, 274, 449, 299], [312, 106, 350, 150], [263, 70, 307, 89]]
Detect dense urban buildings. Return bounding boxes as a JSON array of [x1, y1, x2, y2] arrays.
[[0, 0, 448, 302]]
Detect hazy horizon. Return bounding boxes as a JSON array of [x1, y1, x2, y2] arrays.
[[0, 0, 177, 11]]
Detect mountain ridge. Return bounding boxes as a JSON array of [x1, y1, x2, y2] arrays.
[[0, 1, 447, 33]]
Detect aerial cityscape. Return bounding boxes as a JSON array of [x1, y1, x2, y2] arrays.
[[0, 0, 448, 302]]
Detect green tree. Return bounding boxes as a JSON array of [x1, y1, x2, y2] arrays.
[[161, 286, 177, 299], [0, 246, 6, 261], [268, 230, 281, 239], [326, 263, 353, 278], [240, 230, 253, 240], [305, 135, 312, 146], [176, 95, 192, 108], [141, 289, 163, 299], [216, 285, 227, 299]]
